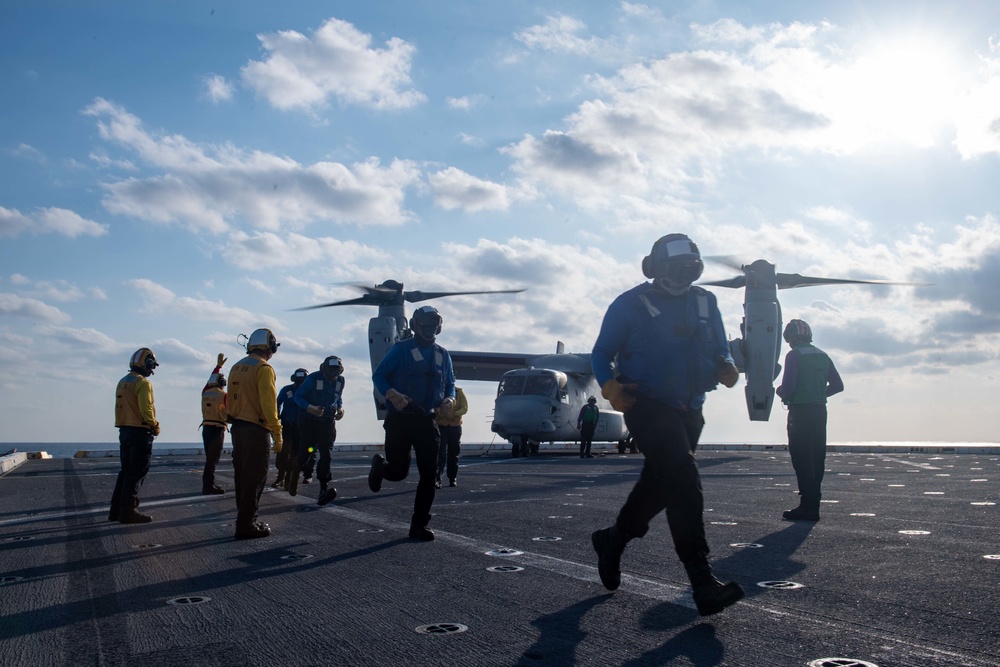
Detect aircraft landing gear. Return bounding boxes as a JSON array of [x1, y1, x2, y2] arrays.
[[511, 437, 523, 458]]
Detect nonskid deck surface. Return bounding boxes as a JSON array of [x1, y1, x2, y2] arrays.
[[1, 449, 997, 666]]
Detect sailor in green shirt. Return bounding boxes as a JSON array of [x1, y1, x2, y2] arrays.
[[775, 319, 844, 521]]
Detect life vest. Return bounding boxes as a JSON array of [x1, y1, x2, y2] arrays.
[[581, 404, 600, 425], [785, 345, 832, 405], [201, 386, 227, 428], [228, 356, 268, 425], [636, 286, 719, 393], [115, 373, 152, 428]]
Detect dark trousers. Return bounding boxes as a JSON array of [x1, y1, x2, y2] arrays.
[[383, 412, 440, 528], [231, 420, 271, 530], [787, 403, 828, 508], [281, 419, 300, 492], [298, 416, 336, 485], [436, 425, 462, 481], [579, 423, 597, 456], [615, 395, 710, 567], [110, 426, 153, 514], [202, 425, 225, 489]]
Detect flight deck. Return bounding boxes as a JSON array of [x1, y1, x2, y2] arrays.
[[1, 447, 997, 666]]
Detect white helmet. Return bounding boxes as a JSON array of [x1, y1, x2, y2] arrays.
[[247, 328, 279, 354]]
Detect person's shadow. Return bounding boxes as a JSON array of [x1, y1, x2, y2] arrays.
[[516, 594, 608, 665], [624, 618, 724, 666]]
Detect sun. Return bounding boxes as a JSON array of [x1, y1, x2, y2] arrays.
[[837, 37, 965, 147]]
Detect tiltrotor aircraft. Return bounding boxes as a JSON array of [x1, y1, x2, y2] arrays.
[[448, 342, 629, 457], [701, 258, 922, 422], [293, 280, 525, 419]]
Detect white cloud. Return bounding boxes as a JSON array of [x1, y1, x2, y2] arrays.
[[447, 94, 486, 110], [83, 98, 421, 233], [203, 73, 234, 103], [223, 231, 386, 270], [0, 293, 71, 324], [427, 167, 511, 212], [514, 14, 611, 58], [0, 206, 108, 238], [457, 132, 484, 147], [6, 143, 45, 161], [241, 18, 426, 112], [128, 278, 267, 328]]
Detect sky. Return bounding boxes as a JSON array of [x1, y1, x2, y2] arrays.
[[2, 0, 1000, 446]]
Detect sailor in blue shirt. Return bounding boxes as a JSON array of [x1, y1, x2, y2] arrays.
[[294, 356, 346, 506], [368, 305, 456, 541], [274, 368, 307, 495], [590, 233, 745, 617]]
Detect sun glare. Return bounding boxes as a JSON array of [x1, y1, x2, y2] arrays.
[[840, 38, 963, 147]]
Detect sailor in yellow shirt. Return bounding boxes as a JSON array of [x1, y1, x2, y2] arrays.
[[435, 386, 468, 488], [110, 348, 160, 524], [228, 328, 283, 540]]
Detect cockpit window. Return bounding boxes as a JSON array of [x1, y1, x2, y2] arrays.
[[523, 375, 557, 397], [498, 375, 526, 396]]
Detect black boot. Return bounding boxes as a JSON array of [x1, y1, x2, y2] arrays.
[[685, 562, 744, 616], [783, 495, 820, 521], [591, 524, 628, 591], [368, 454, 385, 492], [317, 483, 338, 506]]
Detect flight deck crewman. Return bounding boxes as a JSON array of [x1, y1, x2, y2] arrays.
[[577, 396, 600, 459], [228, 328, 282, 540], [590, 233, 745, 617], [110, 347, 160, 524], [368, 305, 456, 541], [775, 319, 844, 522], [435, 385, 468, 488], [276, 368, 308, 495], [295, 355, 346, 507], [200, 353, 228, 495]]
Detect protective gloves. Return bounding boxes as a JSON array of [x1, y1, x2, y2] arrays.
[[601, 379, 639, 413], [150, 422, 161, 437], [439, 396, 456, 415], [335, 408, 345, 421], [217, 353, 227, 367], [272, 431, 283, 454], [306, 405, 325, 417], [717, 358, 740, 388], [385, 388, 410, 411]]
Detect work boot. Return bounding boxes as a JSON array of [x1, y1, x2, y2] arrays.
[[318, 485, 338, 506], [234, 522, 271, 540], [685, 562, 744, 616], [270, 478, 284, 489], [202, 485, 225, 495], [119, 509, 153, 524], [302, 475, 312, 484], [782, 505, 820, 521], [434, 474, 442, 490], [368, 454, 385, 493], [449, 478, 457, 487], [107, 508, 119, 522], [409, 524, 435, 541], [591, 525, 628, 591]]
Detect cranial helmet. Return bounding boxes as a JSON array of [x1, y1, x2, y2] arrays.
[[292, 368, 308, 383], [410, 305, 443, 343], [321, 355, 344, 380], [247, 328, 279, 354], [207, 372, 226, 389], [642, 233, 704, 295], [588, 395, 597, 404], [129, 348, 159, 376], [783, 319, 813, 345]]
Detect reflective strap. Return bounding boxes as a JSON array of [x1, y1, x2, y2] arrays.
[[696, 292, 709, 321], [411, 347, 424, 362], [435, 350, 443, 366], [638, 293, 661, 318]]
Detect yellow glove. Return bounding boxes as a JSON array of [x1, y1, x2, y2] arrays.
[[272, 431, 283, 454], [150, 422, 161, 437], [602, 379, 639, 412], [439, 396, 455, 415], [386, 388, 410, 411], [717, 359, 740, 388], [335, 408, 345, 421], [217, 353, 227, 367]]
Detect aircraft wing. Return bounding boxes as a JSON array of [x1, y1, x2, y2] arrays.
[[449, 351, 543, 382]]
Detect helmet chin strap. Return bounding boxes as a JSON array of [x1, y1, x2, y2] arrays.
[[654, 277, 691, 295]]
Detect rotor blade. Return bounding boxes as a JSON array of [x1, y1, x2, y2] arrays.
[[776, 273, 928, 290], [703, 255, 747, 271], [403, 288, 526, 303], [288, 296, 379, 311], [699, 276, 747, 289]]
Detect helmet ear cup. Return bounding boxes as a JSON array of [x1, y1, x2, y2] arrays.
[[641, 254, 654, 279]]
